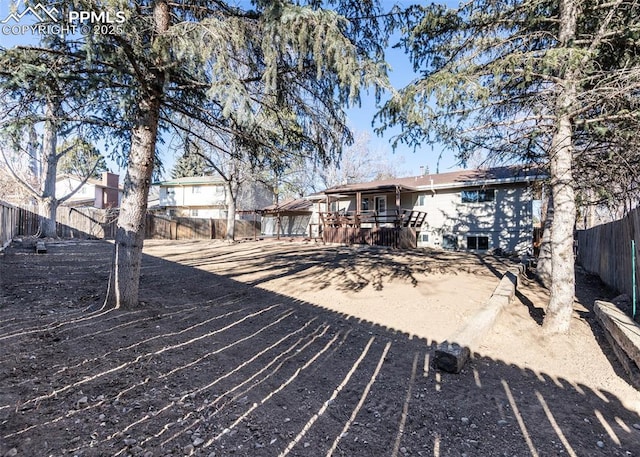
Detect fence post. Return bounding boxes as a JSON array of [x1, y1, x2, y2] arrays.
[[633, 239, 637, 320]]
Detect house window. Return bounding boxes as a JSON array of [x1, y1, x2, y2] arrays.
[[190, 209, 199, 217], [461, 189, 495, 203], [375, 196, 387, 213], [361, 197, 369, 211], [192, 186, 202, 194], [467, 235, 489, 250], [417, 194, 427, 206], [420, 233, 429, 242]]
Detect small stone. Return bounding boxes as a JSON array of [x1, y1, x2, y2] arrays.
[[76, 396, 88, 408], [98, 414, 106, 421], [633, 423, 640, 430], [270, 438, 277, 445], [193, 437, 204, 446], [184, 444, 194, 454], [284, 417, 291, 423], [123, 438, 137, 446], [597, 441, 605, 448], [144, 452, 154, 457], [461, 417, 470, 425], [5, 449, 18, 457], [497, 420, 508, 426], [400, 447, 408, 454], [303, 442, 310, 448]]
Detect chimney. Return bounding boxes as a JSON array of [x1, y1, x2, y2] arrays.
[[102, 172, 119, 188]]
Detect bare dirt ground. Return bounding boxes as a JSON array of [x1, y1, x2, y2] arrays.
[[1, 238, 639, 457]]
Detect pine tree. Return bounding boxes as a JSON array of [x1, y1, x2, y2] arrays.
[[378, 0, 640, 333], [171, 140, 208, 179], [2, 0, 394, 309], [0, 46, 109, 237]]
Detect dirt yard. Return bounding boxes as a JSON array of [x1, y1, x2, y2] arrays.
[[1, 238, 639, 457]]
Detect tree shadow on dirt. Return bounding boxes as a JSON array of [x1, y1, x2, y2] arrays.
[[143, 239, 518, 295], [0, 240, 639, 457]]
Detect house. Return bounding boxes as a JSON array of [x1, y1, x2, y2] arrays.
[[55, 172, 122, 208], [310, 166, 544, 254], [155, 176, 274, 219]]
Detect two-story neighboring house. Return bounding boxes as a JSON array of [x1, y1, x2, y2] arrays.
[[313, 166, 544, 254], [156, 176, 274, 219], [55, 172, 122, 208]]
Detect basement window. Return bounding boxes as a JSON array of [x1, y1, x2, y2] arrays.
[[467, 235, 489, 250]]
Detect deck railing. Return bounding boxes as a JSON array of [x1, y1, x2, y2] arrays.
[[319, 209, 427, 229]]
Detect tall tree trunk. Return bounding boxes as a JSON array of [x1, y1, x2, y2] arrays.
[[103, 1, 168, 310], [225, 181, 236, 241], [543, 114, 577, 334], [37, 196, 58, 238], [37, 99, 60, 238], [542, 0, 579, 334], [536, 192, 553, 288]]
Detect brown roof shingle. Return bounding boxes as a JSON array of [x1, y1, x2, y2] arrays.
[[323, 166, 544, 194]]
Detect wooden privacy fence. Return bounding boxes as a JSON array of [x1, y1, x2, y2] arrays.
[[57, 207, 119, 239], [577, 206, 640, 297], [11, 206, 260, 241], [14, 206, 118, 239], [1, 200, 19, 250], [145, 215, 260, 240], [323, 226, 417, 249]]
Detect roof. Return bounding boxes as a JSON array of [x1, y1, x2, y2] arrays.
[[322, 166, 544, 195], [155, 176, 226, 186], [262, 198, 312, 214]]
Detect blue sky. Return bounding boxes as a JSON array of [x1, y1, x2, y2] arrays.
[[345, 40, 460, 177], [0, 0, 461, 179]]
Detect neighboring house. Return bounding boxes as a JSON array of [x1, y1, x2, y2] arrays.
[[155, 176, 274, 219], [309, 166, 544, 254], [55, 172, 122, 208], [261, 198, 313, 237]]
